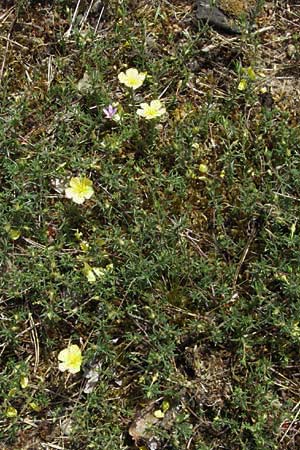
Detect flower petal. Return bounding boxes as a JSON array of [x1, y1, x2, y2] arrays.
[[58, 362, 67, 372], [58, 348, 69, 361], [69, 177, 80, 188], [118, 72, 126, 83], [126, 68, 139, 78], [150, 100, 162, 108]]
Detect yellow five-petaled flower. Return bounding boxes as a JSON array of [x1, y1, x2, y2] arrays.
[[118, 68, 146, 90], [65, 176, 94, 204], [58, 344, 82, 374], [137, 100, 166, 120]]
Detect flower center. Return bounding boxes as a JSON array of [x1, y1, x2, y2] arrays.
[[128, 76, 138, 85], [147, 107, 158, 117]]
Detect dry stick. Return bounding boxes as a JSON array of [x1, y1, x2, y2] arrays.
[[65, 0, 82, 38], [79, 0, 95, 31], [280, 401, 300, 443], [41, 443, 65, 450], [0, 17, 16, 86], [29, 312, 40, 374], [232, 222, 257, 292], [159, 79, 173, 99], [47, 54, 53, 90], [180, 229, 208, 258], [0, 6, 14, 23], [94, 5, 105, 34], [0, 34, 28, 49]]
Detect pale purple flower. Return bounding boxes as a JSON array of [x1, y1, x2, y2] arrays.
[[103, 104, 117, 119]]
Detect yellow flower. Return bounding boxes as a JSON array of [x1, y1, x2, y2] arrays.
[[58, 344, 82, 374], [5, 406, 18, 418], [198, 163, 208, 174], [153, 409, 165, 418], [29, 402, 41, 412], [65, 177, 94, 204], [242, 66, 256, 81], [118, 68, 146, 90], [238, 79, 247, 91], [137, 100, 166, 120], [20, 375, 29, 389], [83, 262, 114, 283]]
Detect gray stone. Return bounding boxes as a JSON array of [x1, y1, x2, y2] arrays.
[[196, 0, 257, 34]]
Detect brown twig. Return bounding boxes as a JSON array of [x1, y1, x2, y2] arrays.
[[232, 220, 257, 292], [0, 15, 16, 86]]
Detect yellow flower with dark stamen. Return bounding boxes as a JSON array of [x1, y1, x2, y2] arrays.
[[65, 177, 94, 204], [58, 344, 82, 374], [137, 100, 166, 120], [118, 68, 146, 90]]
